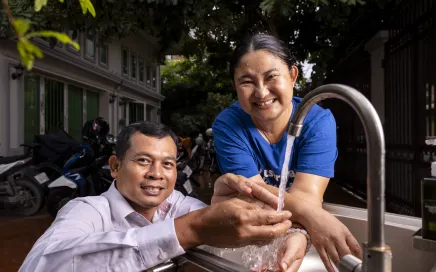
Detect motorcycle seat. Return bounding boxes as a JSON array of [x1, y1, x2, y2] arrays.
[[0, 154, 28, 165]]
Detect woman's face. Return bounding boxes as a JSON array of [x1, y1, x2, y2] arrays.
[[233, 50, 298, 123]]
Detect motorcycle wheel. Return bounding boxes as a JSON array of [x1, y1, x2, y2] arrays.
[[14, 178, 44, 216], [47, 187, 76, 218]]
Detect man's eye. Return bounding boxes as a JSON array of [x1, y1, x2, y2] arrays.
[[164, 162, 174, 167], [136, 158, 149, 164]]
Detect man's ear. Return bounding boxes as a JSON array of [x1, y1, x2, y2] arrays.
[[109, 155, 121, 179]]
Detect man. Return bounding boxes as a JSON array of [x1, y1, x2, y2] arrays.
[[20, 121, 301, 272]]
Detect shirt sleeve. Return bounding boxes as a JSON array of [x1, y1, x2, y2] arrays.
[[296, 110, 338, 178], [19, 200, 186, 272], [213, 114, 260, 178]]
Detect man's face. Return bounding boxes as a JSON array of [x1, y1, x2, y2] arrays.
[[109, 132, 178, 215]]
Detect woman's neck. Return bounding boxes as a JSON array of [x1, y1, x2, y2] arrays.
[[253, 104, 293, 144]]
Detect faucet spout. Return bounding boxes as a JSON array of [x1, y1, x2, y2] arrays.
[[288, 84, 391, 271]]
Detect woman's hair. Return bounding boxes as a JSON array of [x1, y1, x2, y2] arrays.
[[229, 33, 296, 79]]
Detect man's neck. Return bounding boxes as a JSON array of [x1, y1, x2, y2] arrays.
[[129, 201, 157, 222], [114, 181, 157, 222]]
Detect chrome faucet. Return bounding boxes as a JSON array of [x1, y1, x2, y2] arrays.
[[288, 84, 392, 272]]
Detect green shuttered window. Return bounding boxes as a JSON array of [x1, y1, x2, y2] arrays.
[[24, 75, 40, 144], [68, 85, 83, 140], [44, 79, 64, 134]]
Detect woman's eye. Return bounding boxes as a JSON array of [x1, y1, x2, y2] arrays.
[[267, 74, 278, 80], [241, 80, 253, 85]]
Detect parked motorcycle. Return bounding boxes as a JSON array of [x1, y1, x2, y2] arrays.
[[0, 145, 45, 216], [19, 129, 84, 201], [46, 118, 115, 217]]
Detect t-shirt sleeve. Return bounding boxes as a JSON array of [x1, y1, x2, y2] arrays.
[[296, 110, 338, 178], [212, 113, 259, 179]]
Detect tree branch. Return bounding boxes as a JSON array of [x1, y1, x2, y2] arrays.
[[1, 0, 18, 38]]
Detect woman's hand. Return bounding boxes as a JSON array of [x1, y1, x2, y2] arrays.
[[212, 173, 278, 210], [279, 232, 307, 272], [304, 207, 362, 271]]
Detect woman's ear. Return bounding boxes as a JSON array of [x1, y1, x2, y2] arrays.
[[290, 65, 299, 86], [109, 155, 120, 179]]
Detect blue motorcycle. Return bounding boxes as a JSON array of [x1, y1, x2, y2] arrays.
[[46, 118, 116, 217]]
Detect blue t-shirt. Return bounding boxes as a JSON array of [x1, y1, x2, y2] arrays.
[[212, 97, 338, 189]]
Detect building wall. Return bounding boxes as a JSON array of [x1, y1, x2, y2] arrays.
[[0, 33, 164, 156]]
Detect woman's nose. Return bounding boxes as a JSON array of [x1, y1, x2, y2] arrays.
[[254, 84, 270, 99]]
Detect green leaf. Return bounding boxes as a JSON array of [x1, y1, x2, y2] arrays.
[[320, 0, 329, 5], [34, 0, 48, 12], [16, 39, 44, 70], [25, 31, 80, 50], [12, 19, 31, 36], [59, 0, 64, 2], [79, 0, 96, 17]]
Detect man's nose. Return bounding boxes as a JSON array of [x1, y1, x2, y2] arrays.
[[146, 163, 163, 180]]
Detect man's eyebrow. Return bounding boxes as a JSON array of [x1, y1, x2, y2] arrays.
[[133, 152, 177, 162]]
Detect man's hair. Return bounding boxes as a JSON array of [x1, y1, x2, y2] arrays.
[[116, 121, 179, 161]]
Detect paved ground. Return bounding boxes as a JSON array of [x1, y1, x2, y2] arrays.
[[0, 175, 365, 272]]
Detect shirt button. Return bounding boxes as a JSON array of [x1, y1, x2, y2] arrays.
[[158, 249, 167, 260]]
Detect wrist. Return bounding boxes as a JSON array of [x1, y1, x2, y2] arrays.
[[287, 224, 312, 254], [175, 209, 203, 250]]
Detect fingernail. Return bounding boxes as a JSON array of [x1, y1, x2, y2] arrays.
[[281, 262, 287, 270]]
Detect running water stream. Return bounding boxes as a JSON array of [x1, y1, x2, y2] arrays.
[[277, 134, 295, 211], [239, 134, 296, 271]]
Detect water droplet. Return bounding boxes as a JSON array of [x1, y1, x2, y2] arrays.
[[232, 248, 236, 252]]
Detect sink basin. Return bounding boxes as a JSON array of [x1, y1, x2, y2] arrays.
[[147, 203, 436, 272], [200, 245, 337, 272]]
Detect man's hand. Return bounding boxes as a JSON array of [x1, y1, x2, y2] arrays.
[[175, 197, 292, 249], [303, 207, 362, 271], [212, 173, 278, 210]]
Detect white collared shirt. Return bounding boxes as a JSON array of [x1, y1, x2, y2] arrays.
[[19, 183, 207, 272]]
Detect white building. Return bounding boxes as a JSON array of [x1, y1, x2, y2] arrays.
[[0, 31, 165, 156]]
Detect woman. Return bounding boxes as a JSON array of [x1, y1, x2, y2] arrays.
[[212, 33, 362, 272]]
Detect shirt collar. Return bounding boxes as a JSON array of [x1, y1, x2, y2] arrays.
[[102, 181, 136, 224], [102, 181, 174, 224]]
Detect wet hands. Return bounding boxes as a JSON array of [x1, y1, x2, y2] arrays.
[[212, 173, 278, 210], [242, 230, 307, 272], [305, 207, 362, 272], [192, 197, 292, 248]]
